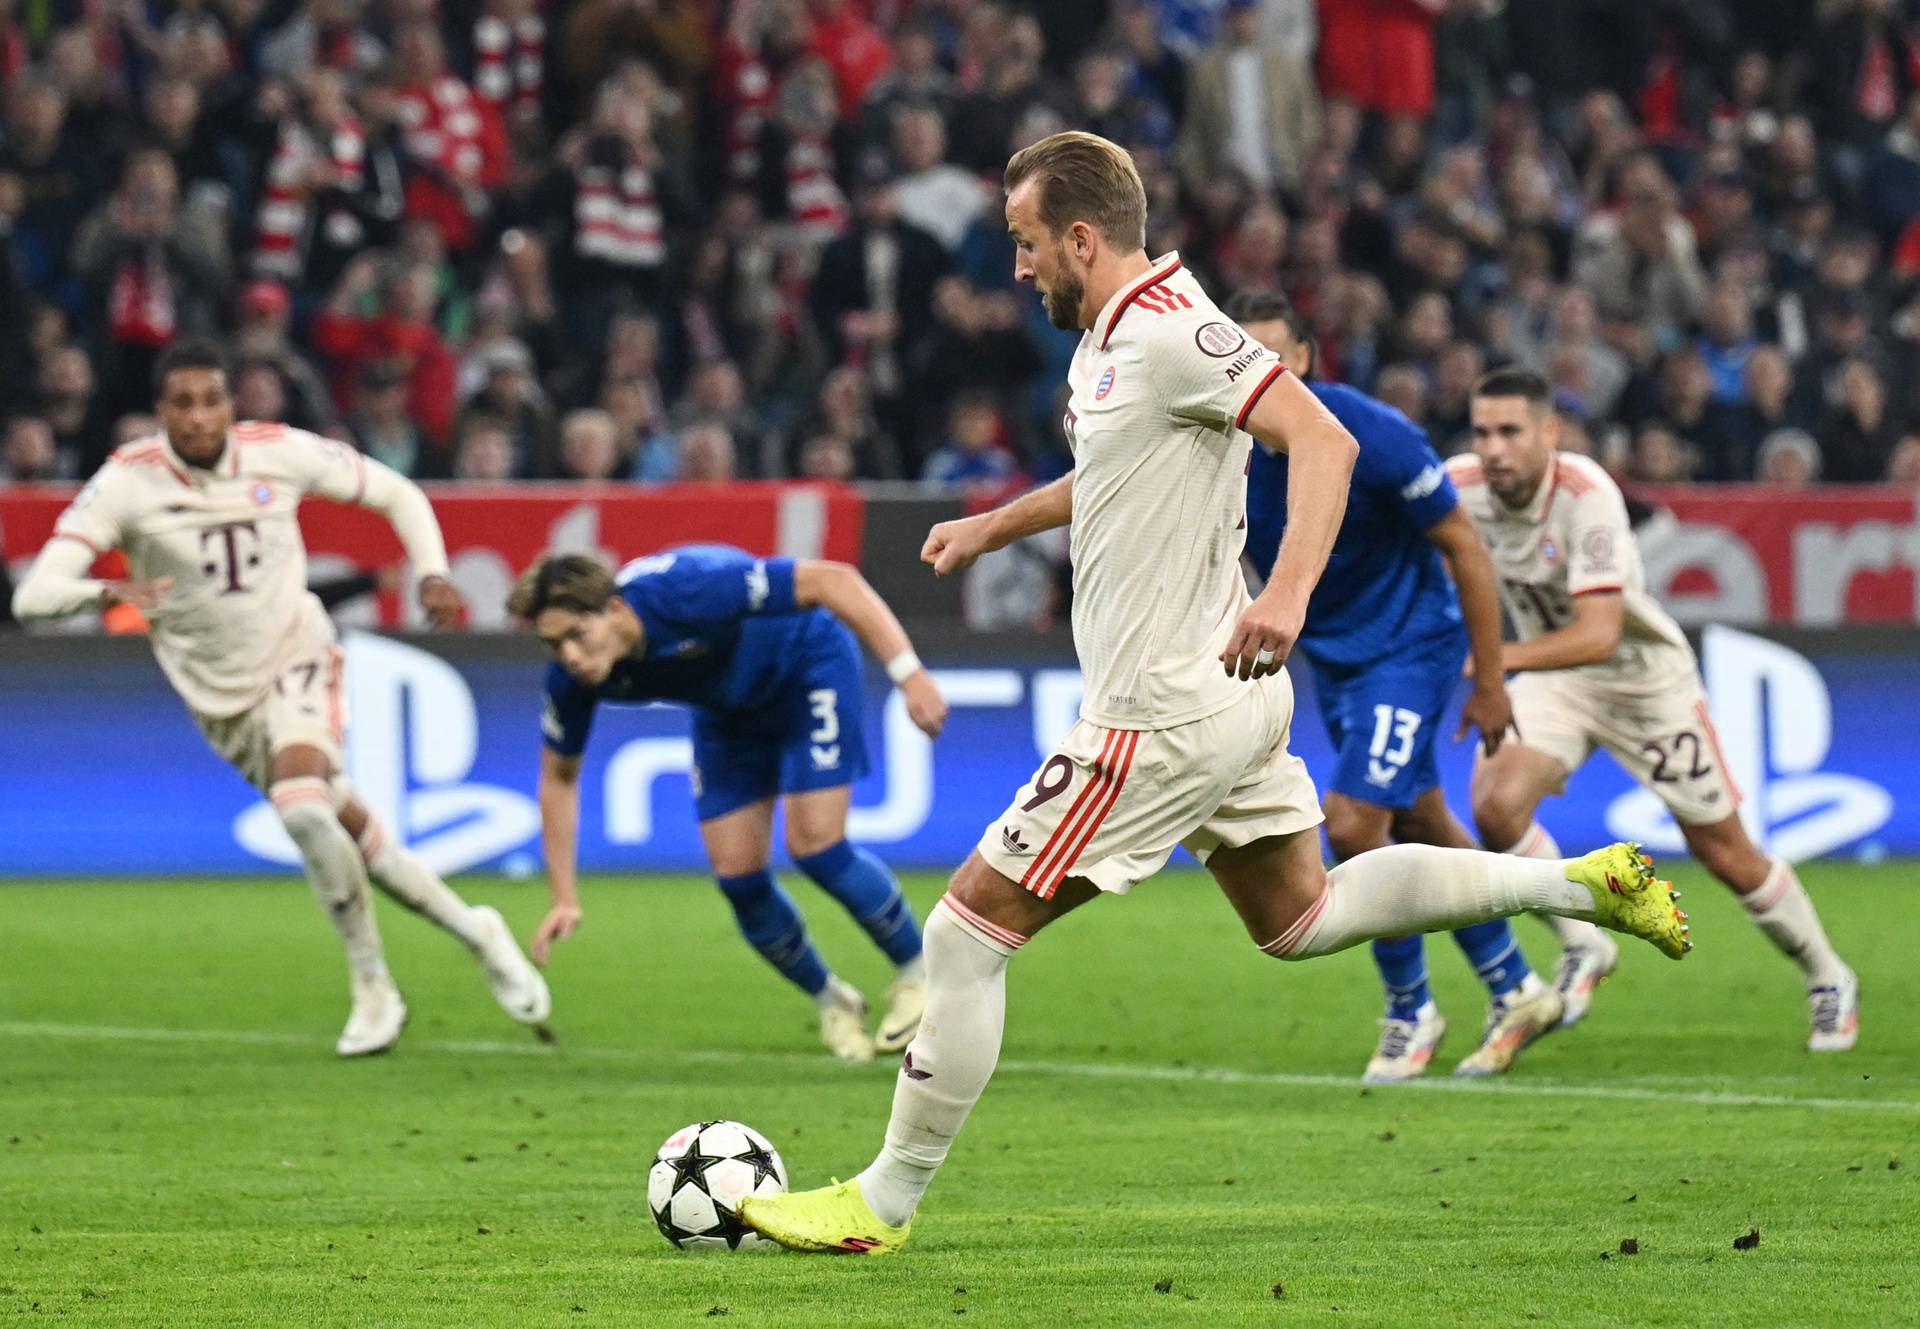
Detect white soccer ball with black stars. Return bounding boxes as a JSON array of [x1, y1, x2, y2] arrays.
[[648, 1120, 788, 1250]]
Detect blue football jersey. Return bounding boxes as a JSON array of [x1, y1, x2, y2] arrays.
[[1243, 382, 1464, 669], [540, 545, 820, 756]]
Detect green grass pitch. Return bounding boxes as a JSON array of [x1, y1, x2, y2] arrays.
[[2, 862, 1915, 1327]]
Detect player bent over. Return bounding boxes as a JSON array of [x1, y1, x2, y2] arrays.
[[11, 339, 548, 1057], [740, 132, 1688, 1254], [1458, 370, 1857, 1051], [509, 548, 948, 1063], [1228, 290, 1560, 1081]]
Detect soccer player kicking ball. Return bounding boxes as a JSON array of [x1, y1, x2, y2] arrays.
[[740, 132, 1688, 1255], [12, 340, 548, 1057], [1226, 290, 1561, 1081], [509, 548, 947, 1063], [1456, 370, 1857, 1051]]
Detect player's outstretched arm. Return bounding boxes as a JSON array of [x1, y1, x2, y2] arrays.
[[532, 747, 585, 966], [11, 535, 169, 621], [1228, 375, 1358, 679], [1503, 592, 1624, 674], [1425, 507, 1515, 752], [920, 474, 1072, 577], [794, 560, 947, 738], [353, 461, 464, 627]]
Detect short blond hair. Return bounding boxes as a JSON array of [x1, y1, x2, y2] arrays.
[[1003, 130, 1146, 252]]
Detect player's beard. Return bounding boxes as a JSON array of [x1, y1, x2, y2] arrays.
[[1042, 251, 1085, 331]]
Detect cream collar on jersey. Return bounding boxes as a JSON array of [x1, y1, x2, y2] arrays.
[[158, 431, 241, 483], [1095, 251, 1184, 350]]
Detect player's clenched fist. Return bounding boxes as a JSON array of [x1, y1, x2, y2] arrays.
[[900, 670, 948, 739], [418, 574, 466, 628], [920, 515, 994, 576], [1220, 590, 1303, 680]]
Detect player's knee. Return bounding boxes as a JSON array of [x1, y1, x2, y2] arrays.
[[1321, 799, 1387, 863], [785, 823, 843, 862], [270, 777, 342, 849], [1471, 787, 1528, 851]]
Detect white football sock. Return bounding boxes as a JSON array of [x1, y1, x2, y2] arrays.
[[814, 974, 865, 1011], [1500, 822, 1612, 951], [1265, 844, 1592, 959], [856, 896, 1020, 1228], [355, 814, 485, 947], [272, 779, 390, 992], [1742, 857, 1848, 985]]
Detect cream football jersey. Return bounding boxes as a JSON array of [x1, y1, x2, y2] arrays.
[[1446, 450, 1695, 690], [53, 424, 387, 716], [1062, 252, 1291, 729]]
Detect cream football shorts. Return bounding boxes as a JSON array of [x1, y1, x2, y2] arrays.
[[1502, 669, 1740, 826], [193, 642, 347, 792], [978, 674, 1324, 898]]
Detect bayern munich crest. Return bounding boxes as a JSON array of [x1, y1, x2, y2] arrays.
[[1095, 366, 1116, 399]]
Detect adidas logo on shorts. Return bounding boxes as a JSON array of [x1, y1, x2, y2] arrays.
[[1000, 825, 1030, 855]]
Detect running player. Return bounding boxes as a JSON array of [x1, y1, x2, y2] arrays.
[[11, 339, 548, 1057], [1458, 369, 1857, 1050], [739, 132, 1688, 1255], [509, 548, 947, 1063], [1226, 290, 1565, 1081]]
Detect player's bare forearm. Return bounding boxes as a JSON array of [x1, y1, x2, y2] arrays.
[[538, 752, 583, 906], [1503, 594, 1624, 673], [1429, 509, 1506, 687], [921, 475, 1071, 576], [985, 475, 1073, 548], [795, 561, 913, 664], [794, 560, 948, 737]]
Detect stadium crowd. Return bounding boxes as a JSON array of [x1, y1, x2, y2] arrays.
[[1, 0, 1919, 492]]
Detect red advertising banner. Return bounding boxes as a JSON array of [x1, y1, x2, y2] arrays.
[[0, 483, 865, 628], [1640, 485, 1920, 626]]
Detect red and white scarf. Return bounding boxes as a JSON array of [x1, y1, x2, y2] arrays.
[[473, 4, 544, 119], [575, 155, 664, 269], [253, 114, 365, 279]]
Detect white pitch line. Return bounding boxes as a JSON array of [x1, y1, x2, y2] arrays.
[[2, 1020, 1915, 1115]]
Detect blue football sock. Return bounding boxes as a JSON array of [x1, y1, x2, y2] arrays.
[[1452, 919, 1530, 998], [795, 840, 924, 966], [716, 870, 828, 996], [1372, 935, 1431, 1018]]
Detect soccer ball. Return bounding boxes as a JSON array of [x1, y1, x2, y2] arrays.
[[648, 1120, 788, 1251]]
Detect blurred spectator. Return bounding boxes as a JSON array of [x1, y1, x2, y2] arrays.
[[1111, 1, 1187, 123], [2, 415, 63, 483], [1, 73, 105, 291], [1695, 281, 1759, 404], [793, 365, 901, 479], [312, 256, 457, 445], [810, 155, 950, 456], [1316, 0, 1439, 119], [72, 150, 229, 420], [670, 359, 773, 478], [36, 344, 106, 477], [1177, 0, 1318, 198], [1757, 427, 1821, 487], [1374, 363, 1430, 427], [793, 425, 856, 481], [558, 408, 622, 482], [676, 418, 739, 483], [453, 416, 516, 481], [1819, 357, 1906, 483], [1887, 434, 1920, 484], [1699, 344, 1800, 482], [350, 359, 434, 478], [392, 21, 506, 255], [890, 104, 991, 253], [1631, 422, 1695, 482], [921, 392, 1021, 490], [232, 280, 336, 430], [1572, 163, 1708, 339], [456, 339, 555, 477], [906, 277, 1044, 454], [862, 14, 958, 138]]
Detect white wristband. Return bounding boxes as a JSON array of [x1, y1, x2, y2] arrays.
[[885, 650, 923, 684]]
